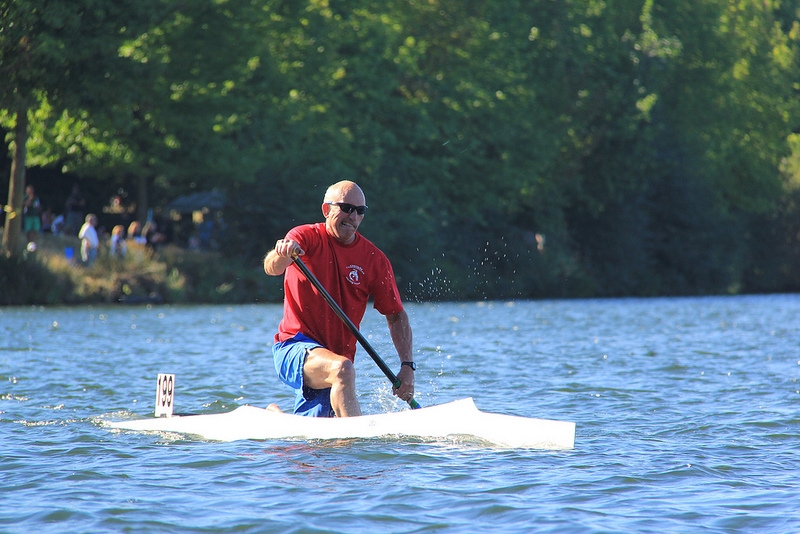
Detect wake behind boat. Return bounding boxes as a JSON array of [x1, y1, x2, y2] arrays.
[[108, 375, 576, 449]]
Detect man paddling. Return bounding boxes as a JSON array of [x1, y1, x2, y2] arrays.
[[264, 180, 415, 417]]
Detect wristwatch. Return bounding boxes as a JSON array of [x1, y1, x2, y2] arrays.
[[401, 361, 417, 371]]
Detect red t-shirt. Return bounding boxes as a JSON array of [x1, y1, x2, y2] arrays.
[[275, 223, 405, 360]]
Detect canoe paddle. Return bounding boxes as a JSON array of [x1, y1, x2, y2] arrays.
[[292, 255, 421, 410]]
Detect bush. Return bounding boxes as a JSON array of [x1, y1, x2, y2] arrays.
[[0, 232, 283, 305], [0, 247, 74, 305]]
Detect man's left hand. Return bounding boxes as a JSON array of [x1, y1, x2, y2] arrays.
[[393, 365, 415, 402]]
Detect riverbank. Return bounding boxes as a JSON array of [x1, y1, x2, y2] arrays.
[[0, 233, 281, 306]]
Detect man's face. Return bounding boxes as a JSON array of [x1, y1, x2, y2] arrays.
[[323, 185, 367, 245]]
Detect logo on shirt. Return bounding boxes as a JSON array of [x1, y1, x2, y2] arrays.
[[346, 265, 365, 286]]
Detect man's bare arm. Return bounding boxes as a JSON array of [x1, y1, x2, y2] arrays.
[[264, 239, 304, 276], [386, 310, 415, 401], [386, 310, 413, 363]]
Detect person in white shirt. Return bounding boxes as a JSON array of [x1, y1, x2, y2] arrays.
[[78, 213, 99, 266]]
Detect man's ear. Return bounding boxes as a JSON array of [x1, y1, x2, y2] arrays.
[[321, 203, 330, 217]]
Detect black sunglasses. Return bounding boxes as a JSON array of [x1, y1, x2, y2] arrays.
[[326, 202, 368, 215]]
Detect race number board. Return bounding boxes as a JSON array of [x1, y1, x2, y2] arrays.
[[155, 373, 175, 417]]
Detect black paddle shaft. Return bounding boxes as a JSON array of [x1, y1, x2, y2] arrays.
[[291, 255, 421, 409]]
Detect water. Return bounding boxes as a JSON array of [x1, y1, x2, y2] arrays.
[[2, 295, 799, 533]]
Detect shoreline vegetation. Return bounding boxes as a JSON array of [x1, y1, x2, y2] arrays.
[[4, 3, 800, 304], [0, 232, 282, 306], [2, 230, 798, 307]]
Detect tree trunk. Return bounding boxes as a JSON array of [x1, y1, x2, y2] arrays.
[[2, 107, 28, 257]]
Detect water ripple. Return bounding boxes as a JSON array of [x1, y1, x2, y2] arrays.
[[2, 297, 800, 532]]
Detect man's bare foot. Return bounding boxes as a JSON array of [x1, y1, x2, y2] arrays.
[[266, 403, 282, 413]]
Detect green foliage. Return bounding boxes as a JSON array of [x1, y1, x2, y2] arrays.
[[158, 246, 282, 304], [0, 247, 74, 305], [647, 0, 799, 212], [0, 232, 282, 305], [4, 0, 800, 300], [215, 0, 800, 299], [741, 189, 800, 293]]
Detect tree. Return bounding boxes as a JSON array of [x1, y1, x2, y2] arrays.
[[1, 0, 164, 255]]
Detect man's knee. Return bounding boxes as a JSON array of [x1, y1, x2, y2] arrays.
[[303, 350, 356, 389], [329, 358, 356, 385]]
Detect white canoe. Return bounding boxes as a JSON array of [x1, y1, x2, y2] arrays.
[[109, 398, 575, 449]]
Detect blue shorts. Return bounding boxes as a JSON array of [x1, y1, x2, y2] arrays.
[[272, 333, 334, 418]]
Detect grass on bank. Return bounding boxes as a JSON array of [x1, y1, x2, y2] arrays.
[[0, 232, 282, 306]]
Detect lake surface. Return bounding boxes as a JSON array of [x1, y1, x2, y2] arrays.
[[2, 294, 799, 533]]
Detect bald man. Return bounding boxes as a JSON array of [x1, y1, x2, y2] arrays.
[[264, 181, 415, 417]]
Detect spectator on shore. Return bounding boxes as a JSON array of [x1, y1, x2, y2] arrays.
[[41, 207, 54, 233], [22, 185, 42, 244], [127, 221, 147, 245], [110, 225, 127, 258], [78, 214, 99, 266], [64, 184, 87, 236], [143, 220, 167, 251], [51, 213, 65, 235]]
